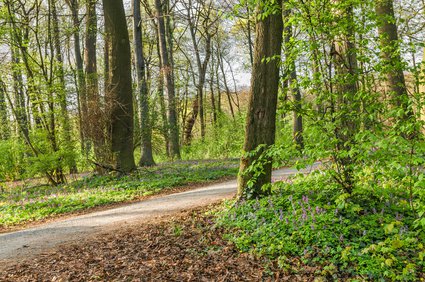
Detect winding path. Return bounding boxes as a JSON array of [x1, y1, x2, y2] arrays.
[[0, 163, 319, 263]]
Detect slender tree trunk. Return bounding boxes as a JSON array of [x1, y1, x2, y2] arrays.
[[284, 9, 303, 150], [214, 48, 222, 115], [155, 0, 180, 159], [331, 2, 360, 193], [420, 48, 425, 123], [183, 0, 214, 142], [0, 78, 10, 140], [210, 52, 217, 124], [237, 0, 284, 199], [154, 32, 170, 156], [217, 47, 235, 120], [133, 0, 155, 166], [10, 46, 29, 139], [51, 0, 77, 173], [66, 0, 88, 155]]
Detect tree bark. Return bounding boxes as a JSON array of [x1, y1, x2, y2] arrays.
[[331, 2, 360, 193], [375, 0, 414, 124], [51, 0, 77, 173], [103, 0, 136, 173], [237, 0, 284, 199], [66, 0, 87, 155], [85, 0, 105, 163], [283, 9, 303, 150], [133, 0, 155, 166], [155, 0, 180, 159]]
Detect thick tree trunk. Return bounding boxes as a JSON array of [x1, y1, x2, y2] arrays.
[[103, 0, 136, 173], [133, 0, 155, 166], [375, 0, 414, 124], [155, 0, 180, 159], [237, 0, 284, 199]]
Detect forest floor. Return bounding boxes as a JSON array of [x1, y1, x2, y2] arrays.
[[0, 206, 315, 281], [0, 164, 319, 281]]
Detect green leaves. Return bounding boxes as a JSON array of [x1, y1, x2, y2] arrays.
[[218, 167, 425, 280]]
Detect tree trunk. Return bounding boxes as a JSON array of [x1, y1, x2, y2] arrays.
[[66, 0, 87, 155], [331, 2, 360, 193], [51, 0, 77, 173], [210, 51, 217, 125], [237, 0, 284, 199], [103, 0, 136, 173], [10, 46, 29, 140], [375, 0, 414, 125], [155, 0, 180, 159], [217, 47, 235, 120], [133, 0, 155, 166], [0, 78, 10, 140], [85, 0, 105, 163], [283, 9, 303, 150]]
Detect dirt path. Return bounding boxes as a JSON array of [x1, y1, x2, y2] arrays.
[[0, 164, 319, 264]]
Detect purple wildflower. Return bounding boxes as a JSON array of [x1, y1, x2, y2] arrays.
[[302, 211, 307, 221], [279, 209, 284, 221]]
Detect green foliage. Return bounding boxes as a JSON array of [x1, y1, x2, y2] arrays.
[[217, 168, 425, 280], [0, 138, 26, 181], [0, 160, 238, 227], [181, 113, 245, 160], [0, 129, 80, 182]]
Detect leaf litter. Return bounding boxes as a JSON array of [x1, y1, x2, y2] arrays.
[[0, 205, 314, 281]]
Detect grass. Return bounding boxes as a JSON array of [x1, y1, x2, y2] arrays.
[[0, 159, 239, 228]]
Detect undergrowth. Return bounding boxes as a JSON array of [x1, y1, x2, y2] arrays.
[[217, 168, 425, 280]]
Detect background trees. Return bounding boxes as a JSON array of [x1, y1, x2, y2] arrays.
[[0, 0, 422, 194]]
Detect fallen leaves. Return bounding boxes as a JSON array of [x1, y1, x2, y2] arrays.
[[0, 206, 314, 281]]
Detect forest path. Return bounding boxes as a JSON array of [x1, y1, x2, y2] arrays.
[[0, 163, 319, 263]]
